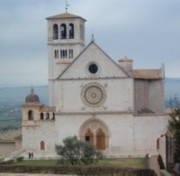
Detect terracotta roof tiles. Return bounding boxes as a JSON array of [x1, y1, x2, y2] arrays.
[[132, 69, 162, 79], [47, 12, 86, 21]]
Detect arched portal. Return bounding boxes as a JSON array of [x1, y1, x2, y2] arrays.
[[79, 118, 109, 150]]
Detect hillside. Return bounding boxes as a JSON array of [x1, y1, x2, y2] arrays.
[[0, 86, 48, 130]]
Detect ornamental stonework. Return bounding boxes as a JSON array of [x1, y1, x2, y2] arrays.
[[81, 83, 106, 107]]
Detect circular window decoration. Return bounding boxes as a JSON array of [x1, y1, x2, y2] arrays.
[[88, 64, 98, 74], [86, 62, 100, 77], [81, 83, 106, 107]]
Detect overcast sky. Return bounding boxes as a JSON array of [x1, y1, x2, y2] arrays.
[[0, 0, 180, 87]]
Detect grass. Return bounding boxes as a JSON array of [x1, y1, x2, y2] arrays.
[[15, 159, 57, 166], [98, 158, 145, 168], [16, 158, 145, 168]]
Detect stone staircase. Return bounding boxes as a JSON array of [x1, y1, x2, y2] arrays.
[[1, 149, 25, 163]]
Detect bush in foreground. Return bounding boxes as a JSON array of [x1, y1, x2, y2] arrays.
[[55, 136, 103, 165]]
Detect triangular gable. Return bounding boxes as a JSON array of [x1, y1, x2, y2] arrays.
[[57, 41, 130, 80]]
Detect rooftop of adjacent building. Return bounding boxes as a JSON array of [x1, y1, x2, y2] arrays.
[[0, 129, 21, 143]]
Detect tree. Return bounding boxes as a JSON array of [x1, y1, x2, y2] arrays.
[[169, 96, 180, 163], [55, 136, 103, 165]]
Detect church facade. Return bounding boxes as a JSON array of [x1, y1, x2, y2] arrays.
[[22, 11, 168, 158]]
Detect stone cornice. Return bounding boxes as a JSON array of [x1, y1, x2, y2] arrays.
[[55, 111, 167, 116], [48, 77, 132, 81], [55, 111, 133, 116]]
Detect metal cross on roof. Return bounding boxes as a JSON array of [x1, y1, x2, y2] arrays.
[[65, 1, 70, 13]]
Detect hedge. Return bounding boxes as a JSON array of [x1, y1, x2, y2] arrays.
[[0, 165, 157, 176]]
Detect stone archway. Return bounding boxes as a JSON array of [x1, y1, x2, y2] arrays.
[[79, 118, 109, 150]]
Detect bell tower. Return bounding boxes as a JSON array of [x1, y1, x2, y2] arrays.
[[46, 12, 86, 106], [47, 12, 86, 79]]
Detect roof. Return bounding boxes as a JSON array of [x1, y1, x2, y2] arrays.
[[25, 88, 40, 103], [132, 69, 162, 80], [42, 106, 55, 112], [46, 12, 86, 21], [57, 40, 130, 79], [0, 129, 21, 143]]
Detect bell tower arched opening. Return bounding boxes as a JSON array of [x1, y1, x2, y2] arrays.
[[60, 24, 67, 39], [53, 24, 58, 40], [69, 23, 74, 39], [28, 110, 34, 120]]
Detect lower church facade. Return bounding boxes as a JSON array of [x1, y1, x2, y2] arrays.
[[22, 11, 168, 159]]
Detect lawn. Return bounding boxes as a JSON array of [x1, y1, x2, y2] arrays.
[[16, 158, 145, 168]]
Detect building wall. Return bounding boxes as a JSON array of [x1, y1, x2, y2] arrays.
[[148, 79, 164, 113], [54, 78, 133, 113], [0, 142, 15, 157], [22, 121, 56, 158], [134, 79, 164, 113], [21, 111, 168, 159], [134, 80, 148, 112]]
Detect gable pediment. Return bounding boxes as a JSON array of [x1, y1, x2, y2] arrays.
[[57, 42, 130, 80]]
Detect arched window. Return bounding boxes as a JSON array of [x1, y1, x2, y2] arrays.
[[80, 24, 84, 40], [28, 110, 34, 120], [60, 50, 67, 58], [96, 129, 106, 150], [40, 113, 44, 120], [69, 23, 74, 39], [40, 141, 45, 150], [60, 24, 67, 39], [46, 113, 49, 120], [69, 49, 73, 58], [85, 129, 94, 145], [53, 24, 58, 40], [52, 113, 55, 120], [54, 50, 59, 58], [156, 138, 160, 149]]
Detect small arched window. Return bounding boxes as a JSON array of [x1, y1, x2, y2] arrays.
[[53, 24, 58, 40], [54, 50, 59, 59], [52, 113, 55, 120], [28, 110, 34, 120], [156, 138, 160, 149], [60, 24, 67, 39], [69, 49, 73, 58], [40, 141, 45, 150], [40, 113, 44, 120], [69, 23, 74, 39], [46, 113, 49, 120]]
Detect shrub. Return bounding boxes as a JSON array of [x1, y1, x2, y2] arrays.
[[55, 136, 103, 165]]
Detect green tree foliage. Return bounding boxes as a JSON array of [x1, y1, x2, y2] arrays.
[[169, 96, 180, 162], [55, 136, 103, 165]]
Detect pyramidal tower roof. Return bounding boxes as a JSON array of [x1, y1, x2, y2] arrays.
[[46, 12, 86, 21]]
